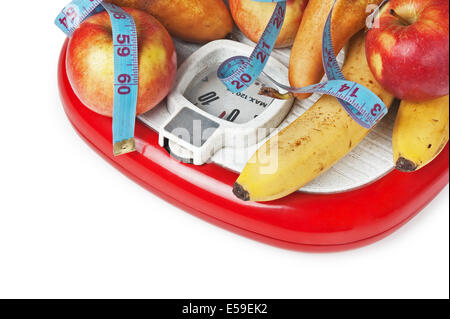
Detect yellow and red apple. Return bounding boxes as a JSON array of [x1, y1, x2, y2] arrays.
[[66, 7, 177, 117], [366, 0, 449, 101], [229, 0, 309, 48]]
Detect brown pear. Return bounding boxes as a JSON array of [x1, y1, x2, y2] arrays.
[[229, 0, 309, 48], [106, 0, 234, 43], [289, 0, 383, 99]]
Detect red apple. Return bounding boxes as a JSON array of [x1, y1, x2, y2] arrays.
[[366, 0, 449, 101], [66, 7, 177, 117]]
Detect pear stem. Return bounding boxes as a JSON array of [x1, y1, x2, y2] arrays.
[[390, 9, 411, 26], [259, 87, 293, 100]]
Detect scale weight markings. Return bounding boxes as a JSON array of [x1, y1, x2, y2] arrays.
[[185, 65, 275, 124], [159, 40, 294, 165]]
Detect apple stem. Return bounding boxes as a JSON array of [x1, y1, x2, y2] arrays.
[[390, 9, 411, 26]]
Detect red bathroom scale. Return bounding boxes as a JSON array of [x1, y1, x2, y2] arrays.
[[58, 39, 449, 252]]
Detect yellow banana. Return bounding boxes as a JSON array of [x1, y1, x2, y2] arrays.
[[233, 32, 395, 202], [393, 96, 449, 172]]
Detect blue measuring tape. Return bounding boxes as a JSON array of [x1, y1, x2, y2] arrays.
[[56, 0, 138, 156], [218, 0, 286, 94], [218, 0, 388, 129]]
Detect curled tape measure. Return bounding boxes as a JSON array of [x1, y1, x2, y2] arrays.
[[218, 0, 389, 129], [55, 0, 388, 159], [55, 0, 138, 156], [158, 40, 294, 165]]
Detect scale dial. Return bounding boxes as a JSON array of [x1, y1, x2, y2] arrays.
[[184, 65, 275, 124], [161, 40, 294, 165]]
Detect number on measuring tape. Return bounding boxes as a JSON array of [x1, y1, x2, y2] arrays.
[[218, 0, 389, 129], [55, 0, 138, 156], [217, 0, 286, 93], [55, 0, 104, 36]]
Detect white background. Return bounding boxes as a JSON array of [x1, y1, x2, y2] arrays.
[[0, 1, 448, 299]]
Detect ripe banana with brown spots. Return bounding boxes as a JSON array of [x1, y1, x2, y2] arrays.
[[393, 96, 449, 172], [233, 32, 395, 202]]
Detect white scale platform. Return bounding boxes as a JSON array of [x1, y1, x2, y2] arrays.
[[139, 30, 396, 194]]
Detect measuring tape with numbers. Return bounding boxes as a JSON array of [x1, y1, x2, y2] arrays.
[[55, 0, 388, 159], [218, 0, 389, 129], [55, 0, 138, 156]]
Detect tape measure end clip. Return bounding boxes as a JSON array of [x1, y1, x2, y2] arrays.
[[114, 138, 136, 156]]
